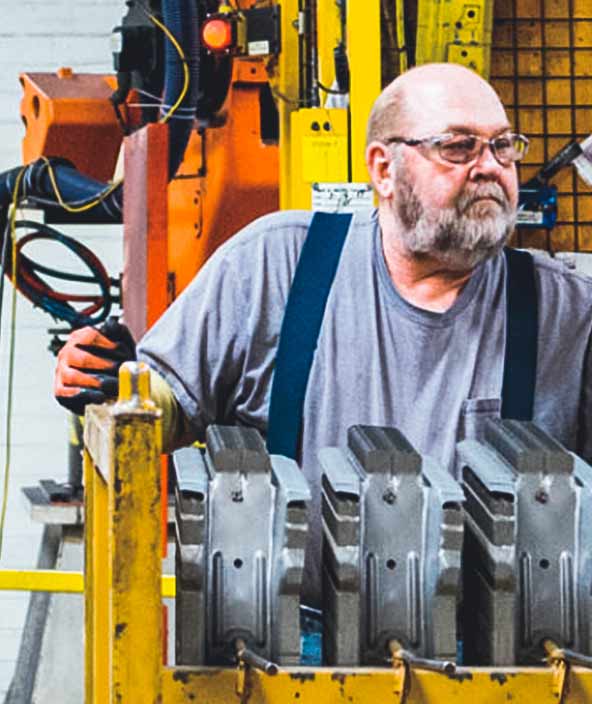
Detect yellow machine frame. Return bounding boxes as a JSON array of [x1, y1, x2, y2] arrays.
[[80, 363, 592, 704]]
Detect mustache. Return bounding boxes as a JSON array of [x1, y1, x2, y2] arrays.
[[457, 182, 510, 212]]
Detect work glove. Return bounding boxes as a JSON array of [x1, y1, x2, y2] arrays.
[[54, 316, 136, 416]]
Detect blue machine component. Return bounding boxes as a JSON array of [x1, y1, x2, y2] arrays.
[[517, 183, 558, 230]]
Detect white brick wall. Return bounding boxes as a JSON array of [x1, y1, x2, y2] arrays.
[[0, 1, 124, 698]]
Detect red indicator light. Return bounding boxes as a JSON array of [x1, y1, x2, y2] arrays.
[[202, 18, 233, 51]]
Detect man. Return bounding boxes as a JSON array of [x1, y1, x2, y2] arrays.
[[54, 63, 592, 605]]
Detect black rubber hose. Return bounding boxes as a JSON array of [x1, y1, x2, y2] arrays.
[[0, 158, 122, 221], [161, 0, 200, 179], [0, 0, 200, 223]]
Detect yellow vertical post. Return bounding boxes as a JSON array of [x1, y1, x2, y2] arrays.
[[83, 445, 94, 704], [84, 422, 110, 704], [110, 363, 162, 703], [84, 362, 162, 704], [347, 0, 381, 182], [316, 0, 342, 99], [276, 0, 301, 209]]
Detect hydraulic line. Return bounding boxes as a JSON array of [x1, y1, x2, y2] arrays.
[[2, 220, 114, 328], [159, 0, 200, 178], [0, 0, 203, 320], [0, 0, 202, 221], [0, 159, 122, 223]]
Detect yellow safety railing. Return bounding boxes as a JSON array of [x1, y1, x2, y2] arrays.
[[0, 569, 175, 597]]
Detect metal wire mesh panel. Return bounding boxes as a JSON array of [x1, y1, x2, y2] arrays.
[[491, 0, 592, 251]]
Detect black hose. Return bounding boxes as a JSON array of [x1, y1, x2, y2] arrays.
[[0, 0, 201, 213], [0, 158, 123, 222], [161, 0, 200, 179], [0, 0, 202, 319], [9, 220, 113, 327]]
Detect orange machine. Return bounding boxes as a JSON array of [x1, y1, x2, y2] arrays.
[[18, 56, 279, 311]]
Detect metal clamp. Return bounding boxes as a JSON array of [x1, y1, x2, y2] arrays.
[[389, 640, 456, 704], [389, 640, 456, 675], [543, 639, 571, 704], [234, 638, 278, 701], [235, 638, 279, 676], [389, 640, 410, 704]]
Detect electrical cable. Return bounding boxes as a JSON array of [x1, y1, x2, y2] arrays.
[[18, 253, 119, 287], [270, 86, 306, 106], [0, 167, 26, 559], [0, 220, 11, 343], [318, 81, 348, 95], [135, 1, 190, 124], [39, 157, 122, 214], [8, 220, 113, 327]]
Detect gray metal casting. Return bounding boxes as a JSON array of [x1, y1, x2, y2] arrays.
[[173, 425, 310, 666], [321, 425, 464, 666], [458, 418, 592, 665]]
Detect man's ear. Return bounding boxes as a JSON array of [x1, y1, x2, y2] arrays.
[[365, 141, 395, 199]]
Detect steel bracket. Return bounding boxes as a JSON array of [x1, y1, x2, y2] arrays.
[[390, 652, 410, 704], [544, 641, 570, 704]]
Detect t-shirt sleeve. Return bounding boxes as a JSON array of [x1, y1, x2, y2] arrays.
[[136, 248, 251, 442], [136, 212, 310, 445]]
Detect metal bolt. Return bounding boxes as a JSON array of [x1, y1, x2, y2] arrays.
[[231, 489, 244, 503], [535, 488, 549, 504], [383, 489, 397, 505], [311, 121, 320, 131]]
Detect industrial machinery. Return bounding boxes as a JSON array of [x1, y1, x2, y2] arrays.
[[0, 0, 592, 702], [174, 425, 310, 668], [80, 364, 592, 703], [321, 425, 463, 667], [459, 419, 592, 667]]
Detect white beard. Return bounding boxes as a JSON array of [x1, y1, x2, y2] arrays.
[[394, 169, 517, 270]]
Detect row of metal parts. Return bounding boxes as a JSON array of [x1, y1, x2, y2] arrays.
[[172, 419, 592, 673]]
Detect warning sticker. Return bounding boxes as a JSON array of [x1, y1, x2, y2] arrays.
[[311, 182, 374, 213], [516, 210, 544, 225], [248, 40, 270, 56]]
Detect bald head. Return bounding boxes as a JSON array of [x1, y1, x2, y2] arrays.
[[366, 63, 508, 146]]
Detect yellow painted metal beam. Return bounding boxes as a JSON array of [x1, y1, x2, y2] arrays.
[[0, 569, 176, 596], [416, 0, 494, 79], [162, 665, 592, 703], [276, 0, 300, 209], [84, 362, 164, 703], [0, 569, 84, 593], [316, 0, 342, 101], [347, 0, 381, 182]]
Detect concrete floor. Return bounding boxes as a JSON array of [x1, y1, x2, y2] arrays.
[[0, 224, 123, 700], [0, 1, 123, 697]]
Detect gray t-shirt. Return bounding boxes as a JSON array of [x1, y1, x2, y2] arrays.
[[138, 208, 592, 606]]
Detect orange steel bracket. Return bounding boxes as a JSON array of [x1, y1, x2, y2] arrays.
[[122, 122, 169, 342], [167, 58, 279, 294], [20, 69, 124, 182]]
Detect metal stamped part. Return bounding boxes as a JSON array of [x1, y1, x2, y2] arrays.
[[461, 419, 590, 666], [173, 425, 311, 666], [322, 424, 463, 666]]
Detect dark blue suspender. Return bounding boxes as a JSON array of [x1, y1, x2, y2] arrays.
[[266, 212, 353, 458], [267, 212, 538, 459], [501, 247, 538, 420]]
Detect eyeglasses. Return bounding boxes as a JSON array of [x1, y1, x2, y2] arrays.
[[383, 132, 529, 166]]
